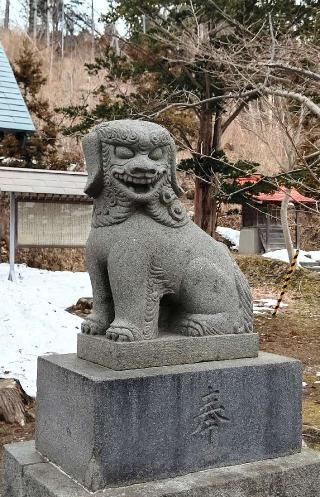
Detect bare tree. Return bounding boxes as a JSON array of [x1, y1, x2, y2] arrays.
[[61, 7, 319, 237], [276, 104, 306, 261], [225, 94, 318, 259], [140, 11, 319, 232], [150, 29, 320, 196], [28, 0, 38, 38], [4, 0, 10, 29]]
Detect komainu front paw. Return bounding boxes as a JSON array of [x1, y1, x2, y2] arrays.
[[106, 320, 143, 342], [81, 317, 106, 336], [106, 327, 134, 342]]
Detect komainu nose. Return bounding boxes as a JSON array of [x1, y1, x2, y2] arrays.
[[130, 165, 157, 176]]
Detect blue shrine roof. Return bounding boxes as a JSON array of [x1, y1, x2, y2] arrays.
[[0, 43, 35, 133]]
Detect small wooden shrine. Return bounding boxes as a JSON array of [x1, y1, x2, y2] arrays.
[[238, 176, 317, 254]]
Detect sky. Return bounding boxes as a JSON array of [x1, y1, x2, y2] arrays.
[[1, 0, 121, 33]]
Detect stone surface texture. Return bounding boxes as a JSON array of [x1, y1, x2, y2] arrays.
[[4, 441, 320, 497], [77, 332, 259, 369], [81, 119, 253, 343], [35, 352, 302, 492], [3, 441, 44, 497]]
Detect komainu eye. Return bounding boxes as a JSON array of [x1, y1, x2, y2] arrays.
[[115, 146, 135, 159], [149, 147, 163, 160]]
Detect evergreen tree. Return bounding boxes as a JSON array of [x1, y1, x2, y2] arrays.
[[1, 43, 58, 168]]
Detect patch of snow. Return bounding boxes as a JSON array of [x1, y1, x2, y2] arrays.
[[310, 250, 320, 261], [316, 372, 320, 377], [253, 298, 287, 315], [302, 382, 307, 387], [188, 210, 194, 219], [263, 249, 320, 265], [0, 263, 91, 397], [216, 227, 240, 250], [1, 157, 24, 164]]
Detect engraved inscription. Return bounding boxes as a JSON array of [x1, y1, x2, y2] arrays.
[[192, 386, 230, 443]]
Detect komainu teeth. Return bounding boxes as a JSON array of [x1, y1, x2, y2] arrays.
[[113, 170, 164, 192]]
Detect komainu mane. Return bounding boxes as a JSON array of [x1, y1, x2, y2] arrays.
[[81, 119, 253, 342]]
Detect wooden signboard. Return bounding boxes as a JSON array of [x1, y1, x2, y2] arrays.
[[17, 201, 92, 247]]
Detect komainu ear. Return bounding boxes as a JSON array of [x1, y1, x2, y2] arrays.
[[82, 130, 104, 198]]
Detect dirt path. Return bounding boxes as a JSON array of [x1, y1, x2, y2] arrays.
[[255, 298, 320, 449]]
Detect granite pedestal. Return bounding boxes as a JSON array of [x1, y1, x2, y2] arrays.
[[34, 352, 302, 492], [77, 332, 259, 369], [4, 441, 320, 497]]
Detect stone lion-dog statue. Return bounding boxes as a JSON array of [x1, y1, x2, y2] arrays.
[[81, 120, 253, 342]]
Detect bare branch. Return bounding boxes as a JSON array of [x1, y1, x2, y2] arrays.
[[263, 88, 320, 118], [262, 62, 320, 83], [207, 0, 254, 37], [263, 13, 276, 87], [222, 99, 251, 133], [149, 89, 261, 117]]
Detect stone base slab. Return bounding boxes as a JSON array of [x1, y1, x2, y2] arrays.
[[35, 352, 301, 491], [4, 441, 320, 497], [77, 332, 259, 369]]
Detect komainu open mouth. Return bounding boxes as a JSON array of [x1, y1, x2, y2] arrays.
[[113, 171, 164, 194]]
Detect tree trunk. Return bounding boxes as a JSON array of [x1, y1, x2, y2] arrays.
[[280, 188, 294, 261], [211, 106, 223, 231], [41, 0, 50, 47], [194, 106, 213, 235], [194, 177, 215, 235], [4, 0, 10, 29], [28, 0, 37, 38], [0, 379, 31, 426], [194, 105, 222, 236]]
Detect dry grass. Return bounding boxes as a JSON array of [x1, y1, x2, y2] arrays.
[[0, 29, 104, 161], [236, 254, 320, 296], [0, 30, 103, 107]]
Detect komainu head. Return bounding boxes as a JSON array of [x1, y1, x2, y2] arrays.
[[82, 120, 188, 228]]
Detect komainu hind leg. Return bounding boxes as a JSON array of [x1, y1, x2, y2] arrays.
[[177, 312, 242, 336], [176, 257, 243, 336]]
